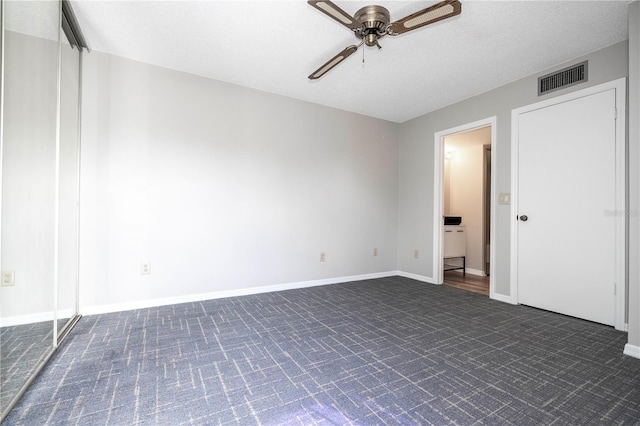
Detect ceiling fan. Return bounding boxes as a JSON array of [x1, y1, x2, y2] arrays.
[[308, 0, 462, 79]]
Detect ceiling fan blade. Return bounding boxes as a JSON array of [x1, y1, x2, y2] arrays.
[[387, 0, 461, 35], [308, 1, 361, 31], [308, 45, 358, 80]]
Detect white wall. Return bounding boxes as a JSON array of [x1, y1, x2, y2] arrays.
[[398, 40, 629, 298], [79, 52, 399, 313]]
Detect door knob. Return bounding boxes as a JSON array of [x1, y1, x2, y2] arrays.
[[519, 215, 528, 221]]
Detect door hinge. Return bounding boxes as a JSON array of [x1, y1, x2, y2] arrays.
[[614, 107, 617, 121], [613, 282, 617, 295]]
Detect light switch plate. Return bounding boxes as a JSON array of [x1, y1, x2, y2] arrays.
[[499, 193, 511, 205]]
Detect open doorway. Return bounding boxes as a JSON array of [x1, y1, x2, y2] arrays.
[[433, 118, 496, 297]]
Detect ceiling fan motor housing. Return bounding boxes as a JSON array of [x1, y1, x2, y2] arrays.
[[354, 5, 390, 46]]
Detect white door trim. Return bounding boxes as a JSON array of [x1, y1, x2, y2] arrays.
[[433, 116, 497, 298], [510, 78, 627, 331]]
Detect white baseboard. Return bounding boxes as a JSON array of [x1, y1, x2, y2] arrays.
[[1, 311, 53, 327], [465, 268, 486, 277], [623, 343, 640, 359], [81, 271, 399, 316], [393, 271, 518, 308], [1, 308, 75, 328], [490, 292, 516, 305], [79, 270, 523, 318], [397, 271, 439, 285]]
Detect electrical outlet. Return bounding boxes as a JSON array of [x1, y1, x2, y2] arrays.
[[373, 248, 378, 256], [320, 252, 326, 262], [413, 249, 420, 259], [140, 262, 151, 275], [1, 271, 15, 287]]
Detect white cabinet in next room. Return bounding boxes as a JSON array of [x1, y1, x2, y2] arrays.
[[444, 225, 466, 258]]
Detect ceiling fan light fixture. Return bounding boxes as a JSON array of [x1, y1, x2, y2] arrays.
[[365, 33, 379, 47]]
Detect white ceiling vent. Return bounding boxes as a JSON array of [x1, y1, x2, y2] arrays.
[[538, 61, 588, 96]]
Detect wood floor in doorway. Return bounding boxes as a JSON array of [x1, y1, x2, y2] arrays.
[[444, 270, 489, 296]]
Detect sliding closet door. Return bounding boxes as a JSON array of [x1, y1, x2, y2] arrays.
[[57, 28, 81, 338], [0, 0, 60, 415]]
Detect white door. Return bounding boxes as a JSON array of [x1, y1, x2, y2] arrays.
[[516, 89, 617, 326]]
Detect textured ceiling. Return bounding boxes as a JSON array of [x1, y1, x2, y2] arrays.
[[67, 0, 631, 123]]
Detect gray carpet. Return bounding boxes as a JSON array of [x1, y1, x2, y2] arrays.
[[1, 321, 53, 413], [3, 276, 640, 425], [1, 319, 74, 415]]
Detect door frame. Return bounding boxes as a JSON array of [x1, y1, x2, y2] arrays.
[[510, 78, 627, 331], [433, 116, 497, 297], [483, 144, 492, 275]]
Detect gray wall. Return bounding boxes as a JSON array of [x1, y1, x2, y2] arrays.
[[398, 40, 629, 298], [79, 52, 400, 312]]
